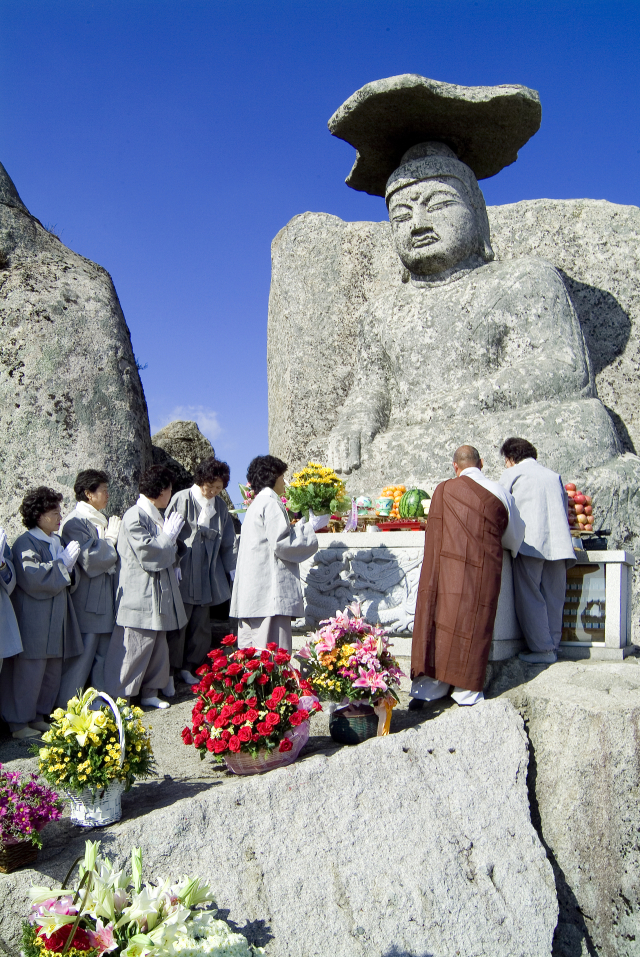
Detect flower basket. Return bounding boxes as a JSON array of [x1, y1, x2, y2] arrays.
[[66, 779, 126, 828], [224, 721, 310, 775], [182, 636, 321, 771], [298, 602, 405, 740], [37, 689, 154, 827], [0, 838, 38, 873], [329, 705, 378, 745]]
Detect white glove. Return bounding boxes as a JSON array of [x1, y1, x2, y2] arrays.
[[61, 541, 81, 571], [163, 512, 185, 544], [197, 502, 216, 527], [308, 509, 330, 532], [105, 516, 122, 544], [0, 528, 7, 564], [229, 569, 236, 582], [175, 566, 182, 582]]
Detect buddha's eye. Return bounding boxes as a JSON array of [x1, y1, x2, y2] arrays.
[[391, 209, 412, 223], [428, 198, 460, 211]]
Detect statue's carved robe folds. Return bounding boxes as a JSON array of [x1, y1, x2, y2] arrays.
[[411, 475, 508, 692], [334, 256, 621, 490]]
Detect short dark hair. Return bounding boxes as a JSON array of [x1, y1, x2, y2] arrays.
[[20, 486, 64, 529], [139, 465, 174, 499], [246, 455, 288, 495], [193, 457, 230, 488], [500, 437, 538, 463], [74, 469, 110, 502]]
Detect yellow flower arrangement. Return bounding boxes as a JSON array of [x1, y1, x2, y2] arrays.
[[34, 689, 155, 796], [286, 462, 350, 518]]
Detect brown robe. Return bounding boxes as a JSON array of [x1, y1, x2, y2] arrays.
[[411, 475, 508, 692]]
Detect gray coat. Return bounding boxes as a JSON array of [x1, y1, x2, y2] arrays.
[[10, 532, 83, 660], [115, 506, 187, 632], [0, 543, 22, 659], [165, 489, 237, 607], [60, 513, 118, 633], [499, 458, 576, 562], [230, 487, 319, 619]]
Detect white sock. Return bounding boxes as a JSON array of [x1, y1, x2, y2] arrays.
[[180, 669, 199, 686], [162, 676, 176, 697], [451, 688, 484, 706], [141, 696, 170, 710]]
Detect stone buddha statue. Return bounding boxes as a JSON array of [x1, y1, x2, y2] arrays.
[[324, 77, 622, 490]]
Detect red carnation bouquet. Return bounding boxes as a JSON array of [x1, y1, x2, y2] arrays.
[[182, 637, 321, 765]]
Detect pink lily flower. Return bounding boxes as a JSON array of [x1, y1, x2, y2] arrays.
[[353, 667, 388, 693], [88, 920, 118, 954]]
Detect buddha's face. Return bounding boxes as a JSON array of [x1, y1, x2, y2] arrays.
[[389, 176, 480, 277]]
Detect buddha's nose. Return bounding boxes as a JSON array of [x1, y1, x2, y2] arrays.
[[411, 208, 435, 232]]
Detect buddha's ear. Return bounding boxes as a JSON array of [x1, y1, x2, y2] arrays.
[[401, 267, 411, 283]]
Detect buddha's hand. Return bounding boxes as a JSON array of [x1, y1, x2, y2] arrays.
[[327, 428, 362, 475]]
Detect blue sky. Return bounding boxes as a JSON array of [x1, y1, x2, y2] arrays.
[[1, 1, 639, 500]]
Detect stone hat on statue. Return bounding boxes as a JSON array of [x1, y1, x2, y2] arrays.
[[328, 74, 542, 197]]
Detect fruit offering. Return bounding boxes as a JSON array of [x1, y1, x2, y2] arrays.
[[379, 485, 406, 519], [565, 483, 595, 533], [398, 488, 430, 519]]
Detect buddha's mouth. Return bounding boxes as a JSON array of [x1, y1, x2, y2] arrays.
[[411, 232, 439, 248]]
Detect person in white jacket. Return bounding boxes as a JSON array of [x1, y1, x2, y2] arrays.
[[230, 455, 321, 652], [499, 437, 576, 664], [57, 469, 121, 705]]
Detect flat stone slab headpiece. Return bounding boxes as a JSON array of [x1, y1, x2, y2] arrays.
[[328, 74, 542, 196]]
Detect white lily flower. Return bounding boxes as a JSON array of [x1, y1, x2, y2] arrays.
[[35, 913, 77, 935], [131, 846, 143, 893]]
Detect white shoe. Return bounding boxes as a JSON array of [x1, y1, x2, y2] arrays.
[[518, 651, 557, 664], [12, 726, 42, 739], [29, 721, 51, 732], [162, 676, 176, 697], [451, 688, 484, 706], [141, 696, 170, 710], [179, 670, 199, 686]]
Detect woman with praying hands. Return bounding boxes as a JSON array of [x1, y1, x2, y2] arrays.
[[56, 469, 121, 705], [0, 487, 82, 739]]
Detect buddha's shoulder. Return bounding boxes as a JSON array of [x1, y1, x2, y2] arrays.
[[478, 256, 566, 289]]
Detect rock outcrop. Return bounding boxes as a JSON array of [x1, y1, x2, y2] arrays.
[[0, 699, 557, 957], [151, 420, 240, 530], [488, 658, 640, 956], [0, 162, 152, 534]]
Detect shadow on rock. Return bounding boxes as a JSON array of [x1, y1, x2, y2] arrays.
[[382, 948, 435, 957], [526, 728, 598, 957], [216, 909, 275, 949], [120, 775, 219, 819]]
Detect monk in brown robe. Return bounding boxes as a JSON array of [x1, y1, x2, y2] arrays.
[[410, 445, 524, 708]]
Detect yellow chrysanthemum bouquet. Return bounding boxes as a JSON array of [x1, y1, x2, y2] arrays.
[[35, 689, 154, 796], [286, 462, 350, 519]]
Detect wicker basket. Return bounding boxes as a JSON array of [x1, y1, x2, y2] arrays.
[[0, 839, 38, 873], [329, 705, 378, 745], [224, 721, 309, 776], [66, 691, 126, 827]]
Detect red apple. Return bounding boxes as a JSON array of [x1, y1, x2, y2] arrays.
[[567, 490, 576, 499], [584, 505, 593, 516], [584, 524, 593, 531], [574, 504, 585, 514], [584, 495, 592, 504], [574, 494, 587, 505], [565, 483, 577, 491], [577, 514, 588, 525]]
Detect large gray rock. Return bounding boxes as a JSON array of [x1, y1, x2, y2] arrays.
[[488, 658, 640, 957], [0, 162, 151, 534], [0, 700, 557, 957]]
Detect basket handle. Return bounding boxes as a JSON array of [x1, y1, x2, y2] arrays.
[[90, 691, 126, 769]]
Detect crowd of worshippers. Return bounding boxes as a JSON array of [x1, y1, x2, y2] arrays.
[[0, 438, 573, 740], [0, 454, 323, 740]]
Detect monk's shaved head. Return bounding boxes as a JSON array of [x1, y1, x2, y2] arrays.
[[453, 445, 481, 468]]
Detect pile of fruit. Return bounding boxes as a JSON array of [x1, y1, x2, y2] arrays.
[[378, 485, 406, 518], [566, 483, 595, 533]]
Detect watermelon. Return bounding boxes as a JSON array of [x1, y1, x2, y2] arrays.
[[398, 488, 430, 518]]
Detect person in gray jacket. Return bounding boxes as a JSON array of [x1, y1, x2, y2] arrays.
[[164, 457, 237, 692], [499, 437, 575, 664], [57, 469, 122, 706], [0, 488, 82, 739], [0, 528, 23, 677], [104, 466, 186, 710], [230, 455, 320, 652]]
